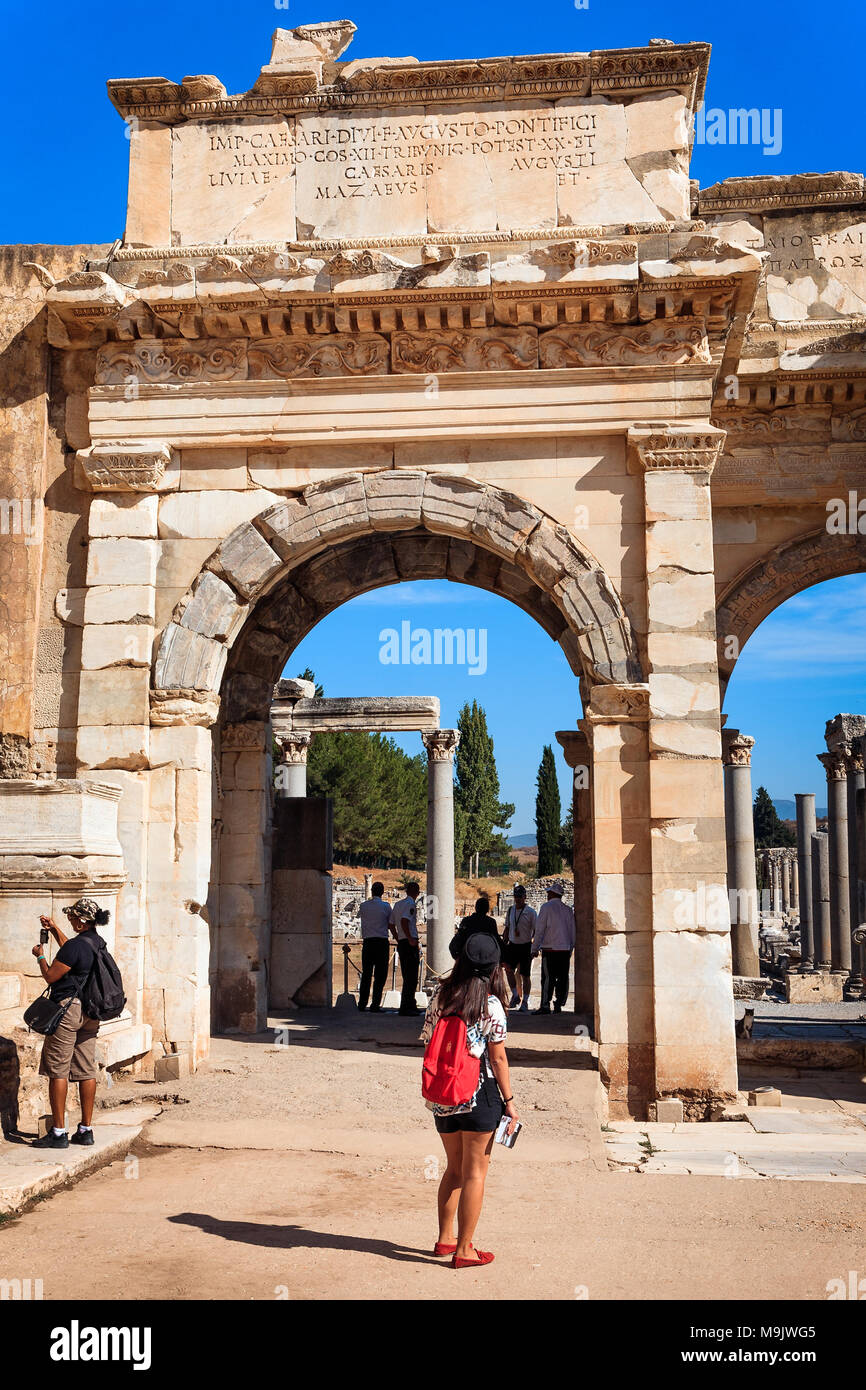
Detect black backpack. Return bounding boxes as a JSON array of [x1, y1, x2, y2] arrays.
[[80, 939, 126, 1022]]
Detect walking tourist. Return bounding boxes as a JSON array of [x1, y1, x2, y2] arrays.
[[449, 896, 501, 959], [390, 881, 422, 1016], [30, 899, 110, 1149], [421, 933, 519, 1268], [357, 881, 394, 1012], [501, 883, 537, 1010], [532, 882, 575, 1014]]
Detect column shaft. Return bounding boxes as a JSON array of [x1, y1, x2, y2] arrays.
[[722, 729, 759, 976], [820, 753, 851, 975], [812, 832, 831, 969], [796, 793, 816, 968], [422, 729, 459, 980]]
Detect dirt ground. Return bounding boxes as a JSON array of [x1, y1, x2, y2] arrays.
[[1, 1011, 864, 1301]]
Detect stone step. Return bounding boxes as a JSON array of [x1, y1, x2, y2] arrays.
[[0, 1102, 161, 1214]]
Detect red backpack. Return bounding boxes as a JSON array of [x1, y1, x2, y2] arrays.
[[422, 1014, 480, 1106]]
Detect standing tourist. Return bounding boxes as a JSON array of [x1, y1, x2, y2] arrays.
[[421, 934, 518, 1268], [357, 881, 394, 1012], [30, 899, 110, 1149], [449, 896, 501, 959], [501, 884, 537, 1011], [532, 882, 575, 1014], [390, 881, 422, 1016]]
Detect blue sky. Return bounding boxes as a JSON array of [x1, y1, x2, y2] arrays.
[[2, 0, 864, 244], [5, 2, 864, 830], [290, 573, 866, 835]]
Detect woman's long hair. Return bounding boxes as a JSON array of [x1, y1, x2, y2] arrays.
[[437, 953, 509, 1029]]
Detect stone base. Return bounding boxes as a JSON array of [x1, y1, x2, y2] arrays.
[[733, 976, 767, 1000], [785, 971, 844, 1004]]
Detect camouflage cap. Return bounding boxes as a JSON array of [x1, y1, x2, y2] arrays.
[[62, 897, 100, 924]]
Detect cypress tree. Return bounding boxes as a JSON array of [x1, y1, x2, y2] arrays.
[[536, 744, 562, 877], [454, 701, 514, 874], [753, 785, 796, 849]]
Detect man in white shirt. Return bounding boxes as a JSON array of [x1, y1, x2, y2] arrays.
[[502, 884, 537, 1012], [358, 882, 395, 1012], [389, 881, 421, 1016], [531, 882, 576, 1014]]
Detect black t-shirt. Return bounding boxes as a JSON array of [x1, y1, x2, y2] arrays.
[[51, 930, 105, 1002], [449, 915, 502, 960]]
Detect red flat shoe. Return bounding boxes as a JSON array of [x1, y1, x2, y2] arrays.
[[452, 1248, 494, 1268], [433, 1241, 457, 1256]]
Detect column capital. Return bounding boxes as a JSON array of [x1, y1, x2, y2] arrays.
[[555, 729, 590, 768], [422, 728, 460, 762], [275, 731, 312, 764], [818, 750, 848, 782], [627, 424, 726, 475], [584, 683, 650, 724], [846, 745, 865, 776], [722, 728, 755, 767]]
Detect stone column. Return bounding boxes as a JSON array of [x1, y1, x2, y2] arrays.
[[846, 743, 865, 995], [818, 750, 851, 980], [811, 832, 831, 970], [722, 729, 760, 976], [781, 854, 791, 913], [630, 425, 737, 1116], [422, 729, 459, 982], [274, 732, 311, 798], [771, 853, 782, 913], [790, 849, 799, 911], [796, 793, 816, 969], [556, 728, 594, 1017], [363, 873, 373, 900]]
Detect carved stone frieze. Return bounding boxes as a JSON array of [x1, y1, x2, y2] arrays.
[[392, 327, 537, 374], [540, 318, 710, 368], [247, 334, 390, 378], [95, 339, 247, 385]]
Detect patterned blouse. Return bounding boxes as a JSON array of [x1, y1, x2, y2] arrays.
[[420, 989, 508, 1116]]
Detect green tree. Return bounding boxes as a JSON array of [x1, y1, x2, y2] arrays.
[[559, 803, 574, 869], [536, 744, 562, 877], [454, 701, 514, 875], [753, 785, 796, 849]]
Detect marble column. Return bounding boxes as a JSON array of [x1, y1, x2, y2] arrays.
[[722, 729, 760, 976], [818, 750, 851, 979], [795, 793, 816, 970], [781, 853, 791, 913], [811, 832, 831, 970], [274, 732, 312, 798], [846, 744, 865, 995], [771, 852, 782, 913], [422, 728, 459, 982], [556, 729, 594, 1017], [790, 850, 799, 910]]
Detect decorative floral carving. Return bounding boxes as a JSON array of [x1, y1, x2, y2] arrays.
[[540, 320, 710, 368], [247, 334, 389, 378], [392, 328, 537, 374], [421, 729, 460, 762], [95, 339, 248, 384], [629, 425, 725, 472], [78, 444, 175, 493]]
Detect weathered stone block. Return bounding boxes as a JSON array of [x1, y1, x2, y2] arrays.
[[176, 570, 248, 641], [89, 496, 158, 539], [85, 538, 159, 587], [77, 668, 150, 727], [208, 524, 284, 601], [149, 725, 212, 772], [302, 473, 368, 540], [363, 469, 424, 530], [421, 474, 484, 536], [77, 726, 150, 771], [81, 623, 154, 670], [154, 623, 227, 692]]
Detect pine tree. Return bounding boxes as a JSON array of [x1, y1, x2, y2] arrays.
[[753, 785, 796, 849], [536, 744, 562, 877], [454, 701, 514, 874]]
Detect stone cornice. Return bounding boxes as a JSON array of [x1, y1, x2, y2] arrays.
[[698, 172, 865, 216], [107, 42, 710, 124]]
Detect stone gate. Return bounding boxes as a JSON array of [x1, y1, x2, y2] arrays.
[[2, 23, 866, 1117]]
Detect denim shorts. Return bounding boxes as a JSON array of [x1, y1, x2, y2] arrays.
[[434, 1075, 504, 1134]]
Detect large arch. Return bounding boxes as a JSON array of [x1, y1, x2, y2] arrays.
[[716, 527, 866, 699], [151, 470, 644, 722]]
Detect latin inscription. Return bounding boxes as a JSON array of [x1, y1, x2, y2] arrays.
[[205, 112, 599, 199]]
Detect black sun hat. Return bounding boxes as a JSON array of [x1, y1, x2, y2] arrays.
[[463, 932, 501, 975]]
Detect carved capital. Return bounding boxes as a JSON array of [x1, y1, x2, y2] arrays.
[[585, 683, 651, 723], [818, 750, 848, 783], [275, 732, 313, 764], [150, 690, 220, 728], [422, 728, 460, 762], [722, 729, 755, 767], [628, 424, 726, 474], [77, 443, 178, 493]]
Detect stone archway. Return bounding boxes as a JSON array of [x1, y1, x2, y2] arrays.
[[716, 527, 866, 699], [151, 470, 643, 722], [150, 470, 643, 1042]]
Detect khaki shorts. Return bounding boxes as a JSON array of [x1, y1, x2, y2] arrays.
[[39, 998, 100, 1082]]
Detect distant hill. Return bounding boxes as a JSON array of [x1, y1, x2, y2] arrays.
[[508, 834, 537, 848], [774, 798, 827, 821]]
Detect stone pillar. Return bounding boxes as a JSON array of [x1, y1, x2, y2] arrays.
[[556, 728, 594, 1017], [422, 729, 459, 982], [722, 729, 760, 976], [846, 743, 865, 995], [811, 832, 831, 970], [363, 873, 373, 900], [781, 853, 791, 913], [629, 424, 737, 1117], [771, 853, 782, 913], [274, 731, 311, 798], [796, 793, 816, 969], [790, 850, 799, 911], [818, 750, 851, 980]]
